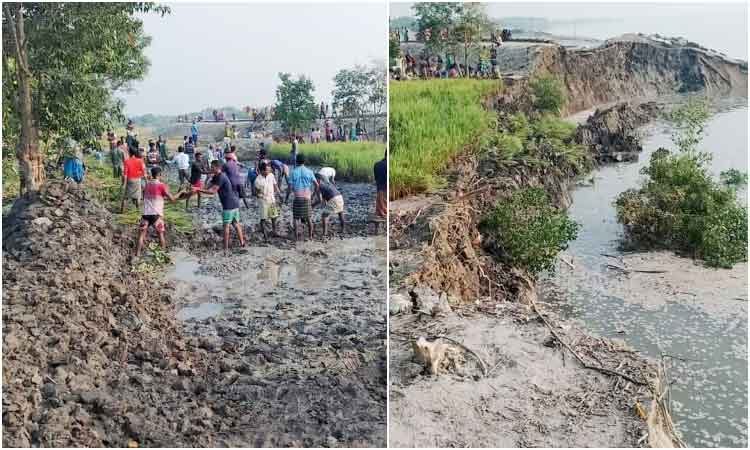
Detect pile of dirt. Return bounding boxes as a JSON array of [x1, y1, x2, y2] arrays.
[[2, 181, 206, 447], [575, 101, 662, 163]]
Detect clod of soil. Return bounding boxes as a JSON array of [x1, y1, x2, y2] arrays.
[[575, 101, 662, 163]]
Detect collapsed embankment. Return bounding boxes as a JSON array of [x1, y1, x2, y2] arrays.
[[489, 34, 747, 115], [388, 34, 744, 448], [2, 180, 386, 447]]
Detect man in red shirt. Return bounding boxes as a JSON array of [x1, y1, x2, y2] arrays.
[[121, 147, 146, 213], [136, 166, 179, 256]]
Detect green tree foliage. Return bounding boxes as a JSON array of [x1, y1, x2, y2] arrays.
[[332, 62, 386, 136], [2, 2, 169, 193], [412, 2, 463, 55], [614, 100, 747, 268], [480, 187, 580, 275], [720, 168, 748, 187], [452, 3, 490, 75], [274, 73, 317, 135], [389, 32, 402, 64], [529, 75, 567, 115], [666, 97, 711, 154]]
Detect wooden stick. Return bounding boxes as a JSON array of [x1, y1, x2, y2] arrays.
[[530, 297, 648, 386], [560, 257, 575, 269], [431, 335, 488, 377]]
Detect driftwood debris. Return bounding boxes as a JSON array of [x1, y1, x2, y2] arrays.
[[530, 297, 648, 387]]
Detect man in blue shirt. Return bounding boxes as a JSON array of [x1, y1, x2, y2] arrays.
[[286, 153, 319, 241], [191, 119, 199, 146], [199, 160, 246, 251]]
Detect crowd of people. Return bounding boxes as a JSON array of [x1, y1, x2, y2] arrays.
[[390, 27, 513, 80], [103, 123, 387, 257]]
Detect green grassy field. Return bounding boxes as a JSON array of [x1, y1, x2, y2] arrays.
[[268, 141, 384, 183], [389, 79, 502, 199]]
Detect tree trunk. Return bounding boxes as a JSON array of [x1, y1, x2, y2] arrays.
[[464, 38, 469, 78], [6, 4, 44, 195]]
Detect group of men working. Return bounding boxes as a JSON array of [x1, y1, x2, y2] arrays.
[[119, 136, 378, 258]]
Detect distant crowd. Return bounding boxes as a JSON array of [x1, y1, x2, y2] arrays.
[[390, 28, 513, 80]]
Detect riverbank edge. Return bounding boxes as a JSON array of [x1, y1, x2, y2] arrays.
[[388, 76, 697, 448]]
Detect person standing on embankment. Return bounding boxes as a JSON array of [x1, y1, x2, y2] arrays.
[[135, 166, 180, 256], [374, 151, 387, 219], [286, 153, 318, 241], [111, 139, 125, 180], [191, 119, 199, 145]]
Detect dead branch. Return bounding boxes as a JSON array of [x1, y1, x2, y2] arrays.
[[430, 335, 488, 377], [530, 297, 648, 386]]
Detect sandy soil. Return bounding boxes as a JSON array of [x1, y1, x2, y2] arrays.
[[389, 302, 651, 448]]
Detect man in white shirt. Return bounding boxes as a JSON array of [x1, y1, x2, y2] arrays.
[[318, 166, 336, 185], [173, 146, 190, 185], [254, 161, 280, 240]]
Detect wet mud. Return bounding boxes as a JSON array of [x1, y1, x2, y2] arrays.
[[166, 236, 387, 447], [2, 178, 386, 447]]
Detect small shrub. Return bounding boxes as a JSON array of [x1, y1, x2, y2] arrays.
[[480, 187, 580, 275], [615, 147, 748, 268], [529, 75, 567, 115], [720, 168, 748, 187]]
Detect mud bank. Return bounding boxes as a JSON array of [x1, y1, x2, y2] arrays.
[[388, 147, 667, 446], [2, 180, 386, 447], [575, 102, 662, 163], [488, 34, 747, 115]]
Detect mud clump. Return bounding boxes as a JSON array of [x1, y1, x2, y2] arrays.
[[575, 101, 662, 163]]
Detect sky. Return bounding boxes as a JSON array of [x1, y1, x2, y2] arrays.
[[120, 3, 387, 116], [390, 2, 748, 60]]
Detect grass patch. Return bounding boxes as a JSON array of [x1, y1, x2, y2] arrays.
[[267, 141, 384, 183], [84, 157, 194, 233], [390, 79, 502, 199], [2, 157, 20, 202]]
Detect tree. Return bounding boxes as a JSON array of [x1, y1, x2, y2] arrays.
[[389, 31, 402, 67], [274, 73, 317, 136], [2, 2, 169, 195], [332, 62, 386, 140], [412, 2, 462, 56], [452, 3, 490, 76]]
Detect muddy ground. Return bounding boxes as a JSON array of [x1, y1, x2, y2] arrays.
[[2, 172, 386, 447], [388, 194, 655, 448], [389, 301, 651, 448]]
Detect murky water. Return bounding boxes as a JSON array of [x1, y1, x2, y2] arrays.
[[542, 98, 748, 447]]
